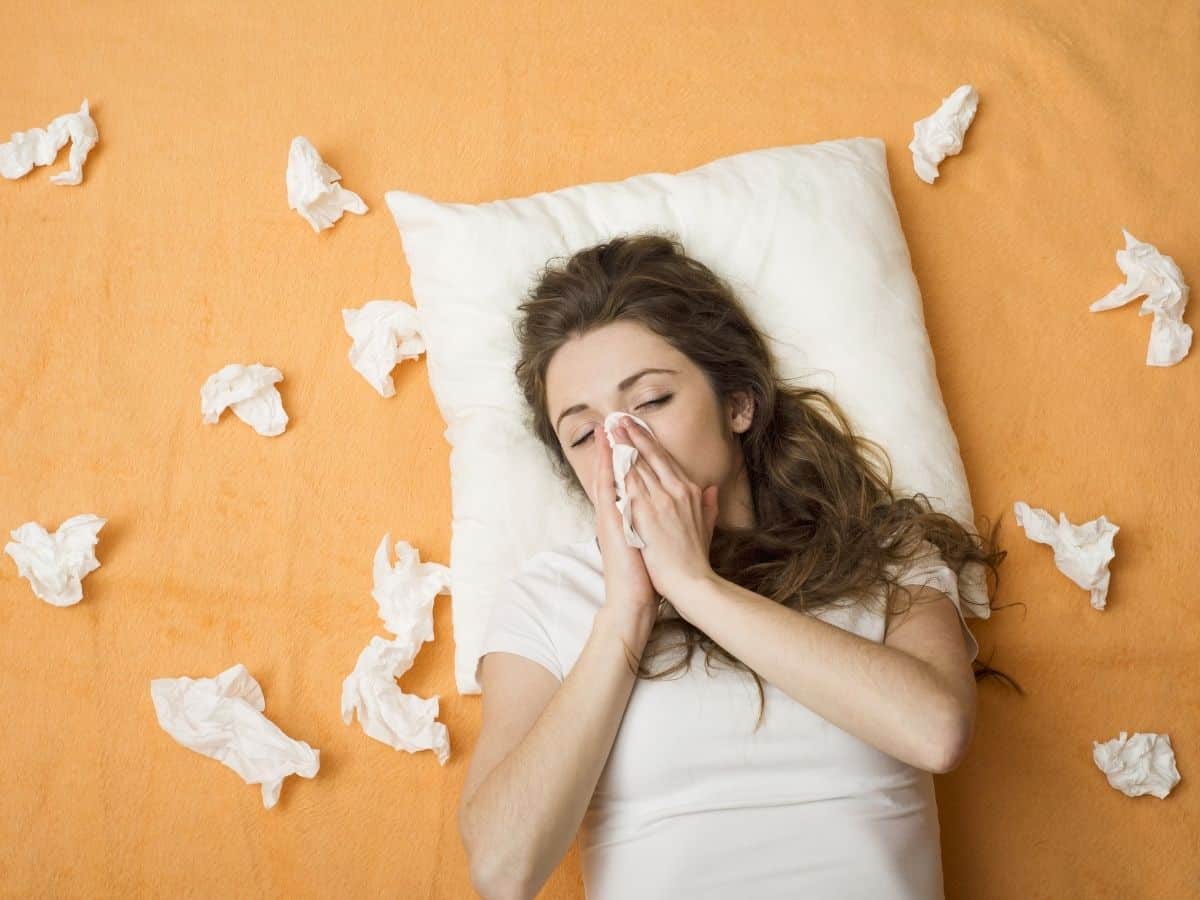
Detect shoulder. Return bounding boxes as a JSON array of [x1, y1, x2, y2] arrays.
[[880, 538, 981, 663], [882, 538, 953, 583], [498, 537, 604, 618], [504, 537, 606, 677], [510, 536, 602, 589]]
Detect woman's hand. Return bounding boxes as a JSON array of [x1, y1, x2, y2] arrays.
[[613, 417, 720, 608], [592, 426, 659, 642]]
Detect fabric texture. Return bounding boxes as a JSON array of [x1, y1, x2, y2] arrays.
[[477, 536, 973, 899], [4, 5, 1196, 898], [385, 136, 989, 696]]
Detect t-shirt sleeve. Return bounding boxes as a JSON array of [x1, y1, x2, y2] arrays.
[[475, 566, 565, 686], [892, 540, 980, 664]]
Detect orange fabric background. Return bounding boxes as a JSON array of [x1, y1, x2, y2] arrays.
[[2, 1, 1197, 897]]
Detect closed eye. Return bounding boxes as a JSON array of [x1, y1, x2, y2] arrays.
[[570, 394, 672, 448]]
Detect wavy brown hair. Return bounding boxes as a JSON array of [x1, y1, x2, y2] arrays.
[[513, 231, 1022, 731]]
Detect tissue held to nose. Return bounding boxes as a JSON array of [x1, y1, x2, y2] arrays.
[[602, 411, 655, 549]]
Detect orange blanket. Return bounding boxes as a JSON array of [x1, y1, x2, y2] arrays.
[[2, 2, 1196, 897]]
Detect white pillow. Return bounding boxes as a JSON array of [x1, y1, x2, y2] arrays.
[[384, 138, 989, 696]]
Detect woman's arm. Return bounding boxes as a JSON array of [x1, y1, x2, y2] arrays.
[[675, 572, 975, 773], [462, 604, 654, 899]]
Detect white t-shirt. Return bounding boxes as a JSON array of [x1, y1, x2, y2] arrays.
[[475, 536, 979, 900]]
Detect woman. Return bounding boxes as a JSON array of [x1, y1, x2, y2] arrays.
[[459, 232, 1015, 899]]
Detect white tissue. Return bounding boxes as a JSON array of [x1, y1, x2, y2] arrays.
[[603, 411, 656, 549], [340, 535, 452, 761], [286, 136, 367, 232], [341, 636, 450, 764], [0, 98, 98, 185], [200, 363, 289, 437], [1092, 731, 1181, 799], [150, 663, 320, 809], [909, 84, 978, 184], [4, 514, 106, 607], [370, 534, 452, 637], [1013, 501, 1119, 610], [342, 300, 426, 397], [1089, 229, 1193, 366]]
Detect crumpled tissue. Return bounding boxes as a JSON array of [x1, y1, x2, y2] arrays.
[[201, 363, 288, 437], [286, 136, 367, 232], [341, 535, 452, 762], [1089, 229, 1193, 366], [909, 84, 978, 184], [150, 663, 320, 809], [1092, 731, 1181, 799], [369, 533, 453, 637], [1013, 501, 1119, 610], [342, 300, 426, 397], [603, 411, 656, 549], [341, 636, 450, 764], [0, 98, 98, 185], [4, 514, 106, 607]]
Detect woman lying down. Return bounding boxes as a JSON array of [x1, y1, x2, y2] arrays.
[[459, 232, 1013, 900]]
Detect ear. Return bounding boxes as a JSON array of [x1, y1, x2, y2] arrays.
[[727, 390, 755, 435]]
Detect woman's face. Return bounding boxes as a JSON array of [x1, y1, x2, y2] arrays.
[[545, 320, 755, 526]]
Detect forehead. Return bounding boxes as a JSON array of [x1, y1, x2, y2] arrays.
[[546, 322, 685, 406]]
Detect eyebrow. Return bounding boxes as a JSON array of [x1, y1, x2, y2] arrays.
[[555, 367, 679, 435]]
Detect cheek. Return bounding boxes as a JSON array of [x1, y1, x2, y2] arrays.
[[573, 449, 599, 502], [660, 426, 727, 487]]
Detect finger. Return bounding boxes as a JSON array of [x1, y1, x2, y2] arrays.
[[626, 463, 650, 509], [596, 437, 615, 502], [618, 421, 685, 495], [628, 466, 661, 535], [632, 454, 664, 498], [688, 486, 705, 536], [703, 486, 719, 535]]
